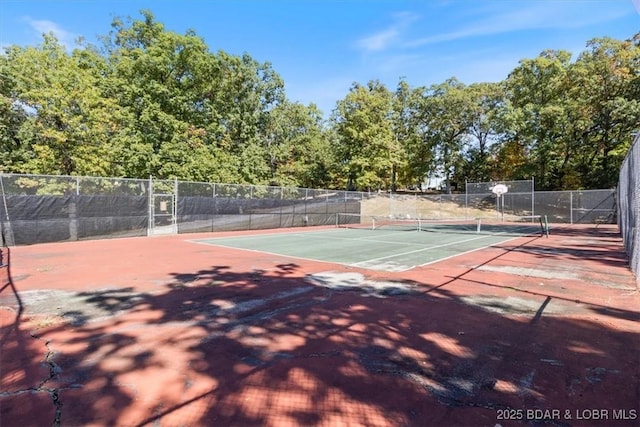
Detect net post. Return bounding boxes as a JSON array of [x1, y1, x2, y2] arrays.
[[476, 218, 481, 234], [544, 215, 549, 237], [538, 215, 549, 237], [539, 215, 543, 236]]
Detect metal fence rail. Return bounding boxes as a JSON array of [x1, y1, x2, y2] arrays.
[[618, 133, 640, 279], [0, 173, 617, 246], [366, 188, 615, 225]]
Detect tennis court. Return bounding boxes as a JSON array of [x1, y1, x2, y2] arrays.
[[2, 221, 639, 427], [193, 215, 548, 272]]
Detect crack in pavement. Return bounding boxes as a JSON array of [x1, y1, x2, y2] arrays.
[[0, 335, 74, 422], [23, 330, 74, 427]]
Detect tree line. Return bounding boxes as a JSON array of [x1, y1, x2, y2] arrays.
[[1, 11, 638, 191]]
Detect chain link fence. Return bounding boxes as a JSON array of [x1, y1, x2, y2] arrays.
[[0, 174, 149, 245], [177, 182, 363, 234], [0, 173, 617, 246], [369, 183, 614, 225], [618, 133, 640, 279]]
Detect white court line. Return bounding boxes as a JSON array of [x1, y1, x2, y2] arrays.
[[350, 235, 523, 272], [412, 235, 522, 270], [192, 228, 433, 248], [190, 227, 532, 272], [192, 226, 524, 253], [188, 227, 350, 243], [190, 231, 427, 270], [348, 233, 515, 266], [285, 231, 432, 247]]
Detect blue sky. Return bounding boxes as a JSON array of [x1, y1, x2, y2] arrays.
[[1, 0, 639, 115]]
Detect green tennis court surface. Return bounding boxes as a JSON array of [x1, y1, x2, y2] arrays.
[[193, 220, 545, 272]]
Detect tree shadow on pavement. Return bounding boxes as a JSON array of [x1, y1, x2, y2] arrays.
[[2, 258, 638, 427]]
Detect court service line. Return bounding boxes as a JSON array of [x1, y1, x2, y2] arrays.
[[349, 233, 512, 265], [350, 234, 524, 272], [413, 236, 523, 269], [282, 229, 531, 250], [194, 229, 435, 248], [286, 231, 432, 247]]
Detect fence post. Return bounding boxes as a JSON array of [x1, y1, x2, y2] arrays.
[[147, 176, 154, 236], [66, 176, 80, 241], [570, 191, 574, 224], [465, 180, 468, 218], [531, 177, 535, 221], [212, 183, 216, 232], [174, 177, 178, 234], [280, 186, 284, 228], [0, 173, 15, 246], [304, 188, 308, 227], [249, 184, 254, 230], [68, 192, 78, 241]]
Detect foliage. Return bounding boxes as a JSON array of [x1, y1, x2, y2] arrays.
[[0, 10, 638, 191], [332, 81, 402, 191]]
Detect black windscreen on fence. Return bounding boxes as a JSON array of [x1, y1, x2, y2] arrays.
[[1, 195, 147, 245], [0, 173, 619, 247]]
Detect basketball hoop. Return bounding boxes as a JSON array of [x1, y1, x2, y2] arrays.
[[492, 184, 508, 221], [492, 184, 508, 196]]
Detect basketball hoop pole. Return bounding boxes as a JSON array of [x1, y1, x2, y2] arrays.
[[495, 193, 505, 221], [491, 184, 509, 222]]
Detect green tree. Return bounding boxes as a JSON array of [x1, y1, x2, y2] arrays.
[[103, 11, 287, 183], [0, 35, 123, 176], [332, 80, 402, 191], [505, 50, 574, 189], [0, 56, 30, 172], [458, 82, 506, 183], [263, 101, 334, 188], [104, 11, 231, 180], [392, 79, 425, 189], [416, 78, 471, 192], [2, 11, 637, 195], [207, 51, 285, 184], [569, 35, 640, 188]]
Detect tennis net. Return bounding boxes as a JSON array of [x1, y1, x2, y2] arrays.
[[336, 213, 549, 237]]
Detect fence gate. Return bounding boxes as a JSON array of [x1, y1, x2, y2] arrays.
[[148, 178, 177, 236]]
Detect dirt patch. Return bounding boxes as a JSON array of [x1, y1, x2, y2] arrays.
[[0, 288, 147, 326], [361, 194, 504, 219]]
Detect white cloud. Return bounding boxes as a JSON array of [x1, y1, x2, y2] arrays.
[[356, 28, 399, 52], [355, 11, 420, 53], [24, 17, 78, 47], [406, 2, 632, 48], [364, 49, 513, 88]]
